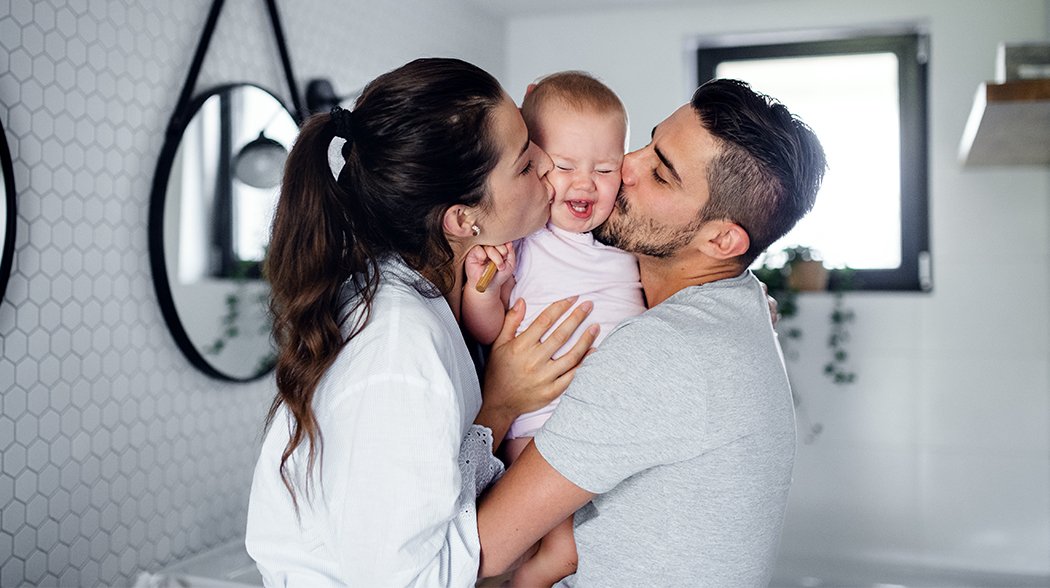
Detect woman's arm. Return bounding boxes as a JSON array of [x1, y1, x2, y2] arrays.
[[325, 376, 485, 586], [476, 296, 598, 447]]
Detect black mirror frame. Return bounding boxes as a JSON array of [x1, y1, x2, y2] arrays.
[[149, 0, 303, 381], [148, 83, 291, 382], [0, 123, 15, 307]]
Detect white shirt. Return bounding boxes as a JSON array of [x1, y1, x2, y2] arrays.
[[246, 258, 504, 587]]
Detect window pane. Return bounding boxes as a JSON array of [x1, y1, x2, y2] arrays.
[[716, 53, 901, 270]]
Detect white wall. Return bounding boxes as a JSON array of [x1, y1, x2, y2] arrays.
[[507, 0, 1050, 575], [0, 1, 502, 586]]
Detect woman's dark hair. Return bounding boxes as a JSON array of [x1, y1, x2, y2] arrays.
[[692, 79, 826, 266], [263, 58, 505, 509]]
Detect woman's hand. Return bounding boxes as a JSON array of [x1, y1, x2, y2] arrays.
[[476, 296, 599, 446], [760, 281, 780, 326], [464, 242, 516, 293]]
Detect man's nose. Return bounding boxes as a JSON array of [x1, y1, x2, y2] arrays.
[[621, 150, 642, 186]]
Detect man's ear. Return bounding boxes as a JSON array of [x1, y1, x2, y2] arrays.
[[701, 220, 750, 260], [443, 206, 477, 239]]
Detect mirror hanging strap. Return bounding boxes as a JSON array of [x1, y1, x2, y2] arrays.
[[168, 0, 306, 138], [264, 0, 306, 122]]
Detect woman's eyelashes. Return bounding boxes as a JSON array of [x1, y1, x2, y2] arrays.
[[520, 161, 534, 176]]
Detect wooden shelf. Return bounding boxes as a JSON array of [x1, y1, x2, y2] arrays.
[[959, 79, 1050, 166]]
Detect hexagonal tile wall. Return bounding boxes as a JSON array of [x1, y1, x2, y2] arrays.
[[0, 0, 503, 585]]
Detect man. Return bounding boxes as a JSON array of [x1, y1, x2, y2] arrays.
[[477, 79, 826, 586]]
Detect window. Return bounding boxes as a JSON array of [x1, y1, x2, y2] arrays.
[[697, 31, 931, 291]]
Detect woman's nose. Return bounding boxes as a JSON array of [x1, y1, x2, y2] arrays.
[[535, 145, 554, 178]]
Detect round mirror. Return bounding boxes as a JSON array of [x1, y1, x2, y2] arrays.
[[0, 120, 15, 305], [149, 84, 298, 381]]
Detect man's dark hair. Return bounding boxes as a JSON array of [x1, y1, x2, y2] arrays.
[[692, 79, 826, 266]]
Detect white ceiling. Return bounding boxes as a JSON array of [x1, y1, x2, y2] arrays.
[[463, 0, 715, 19]]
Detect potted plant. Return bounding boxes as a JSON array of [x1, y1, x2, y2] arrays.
[[783, 246, 829, 292], [754, 246, 857, 442]]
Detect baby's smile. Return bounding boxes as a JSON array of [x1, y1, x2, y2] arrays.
[[566, 199, 594, 219]]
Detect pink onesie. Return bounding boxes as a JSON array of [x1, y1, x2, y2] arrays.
[[506, 223, 646, 439]]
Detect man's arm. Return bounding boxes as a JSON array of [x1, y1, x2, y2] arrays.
[[476, 441, 595, 578]]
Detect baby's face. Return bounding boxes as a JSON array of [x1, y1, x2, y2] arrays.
[[536, 107, 625, 234]]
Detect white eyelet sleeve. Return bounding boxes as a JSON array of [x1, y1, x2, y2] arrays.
[[460, 424, 506, 500]]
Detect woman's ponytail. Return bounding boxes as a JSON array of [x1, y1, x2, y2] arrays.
[[264, 112, 359, 511]]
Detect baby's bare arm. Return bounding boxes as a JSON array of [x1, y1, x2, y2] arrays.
[[463, 282, 509, 345], [463, 243, 517, 344]]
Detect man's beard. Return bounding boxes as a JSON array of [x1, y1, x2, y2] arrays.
[[594, 188, 702, 258]]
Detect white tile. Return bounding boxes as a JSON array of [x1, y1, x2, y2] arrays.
[[919, 257, 1050, 360], [780, 446, 920, 562], [931, 171, 1049, 258], [919, 451, 1050, 575], [784, 291, 923, 357], [919, 357, 1049, 453], [789, 352, 919, 449]]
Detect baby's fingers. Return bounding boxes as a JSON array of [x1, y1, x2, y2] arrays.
[[466, 244, 489, 264], [483, 245, 507, 269], [503, 242, 517, 270]]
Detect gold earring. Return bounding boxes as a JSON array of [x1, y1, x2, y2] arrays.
[[471, 224, 480, 237]]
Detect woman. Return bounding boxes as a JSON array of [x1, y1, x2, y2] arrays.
[[245, 58, 597, 586]]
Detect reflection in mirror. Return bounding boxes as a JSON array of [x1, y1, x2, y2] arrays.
[[151, 84, 297, 381], [0, 119, 14, 306]]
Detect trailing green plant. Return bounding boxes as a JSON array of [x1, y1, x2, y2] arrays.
[[754, 248, 858, 444], [824, 268, 856, 384], [754, 247, 857, 386], [204, 258, 276, 373]]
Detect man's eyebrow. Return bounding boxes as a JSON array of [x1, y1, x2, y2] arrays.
[[654, 146, 682, 185], [649, 125, 682, 184]]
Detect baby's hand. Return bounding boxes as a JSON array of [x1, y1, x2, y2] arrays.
[[465, 242, 517, 294]]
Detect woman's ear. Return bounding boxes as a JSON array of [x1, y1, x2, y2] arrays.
[[443, 206, 477, 239], [701, 220, 750, 260]]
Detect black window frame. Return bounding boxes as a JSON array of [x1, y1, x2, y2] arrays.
[[697, 31, 931, 292]]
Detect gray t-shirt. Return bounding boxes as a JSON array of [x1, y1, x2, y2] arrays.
[[534, 271, 796, 587]]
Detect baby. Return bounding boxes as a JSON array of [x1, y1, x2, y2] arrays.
[[463, 71, 646, 587]]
